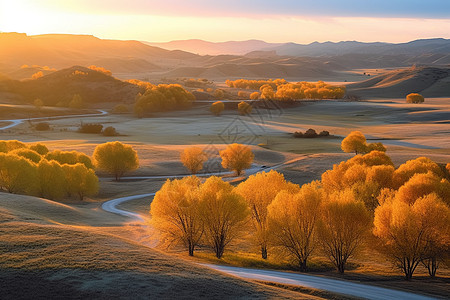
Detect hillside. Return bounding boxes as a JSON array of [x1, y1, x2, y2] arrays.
[[0, 33, 197, 75], [0, 66, 140, 105], [346, 67, 450, 98], [0, 193, 303, 299]]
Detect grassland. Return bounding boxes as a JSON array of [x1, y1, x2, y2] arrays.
[[1, 97, 449, 298]]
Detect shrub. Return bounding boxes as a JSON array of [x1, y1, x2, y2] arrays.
[[238, 101, 252, 115], [304, 128, 318, 138], [319, 130, 330, 137], [210, 101, 225, 116], [102, 126, 118, 136], [112, 104, 129, 114], [79, 123, 103, 134], [406, 93, 424, 104], [35, 122, 50, 131], [293, 131, 304, 138]]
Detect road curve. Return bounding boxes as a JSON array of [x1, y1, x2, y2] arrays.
[[0, 109, 108, 130], [101, 193, 155, 222], [200, 264, 435, 300]]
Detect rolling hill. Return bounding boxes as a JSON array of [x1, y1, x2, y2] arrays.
[[0, 32, 197, 76], [0, 66, 140, 105], [346, 66, 450, 98]]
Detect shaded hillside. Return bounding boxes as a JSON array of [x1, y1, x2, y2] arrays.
[[0, 33, 197, 74], [346, 67, 450, 98], [0, 66, 139, 105]]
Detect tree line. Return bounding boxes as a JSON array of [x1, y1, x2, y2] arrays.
[[225, 79, 346, 100], [151, 133, 450, 280], [0, 140, 140, 200]]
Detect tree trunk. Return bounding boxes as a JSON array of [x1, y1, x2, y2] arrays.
[[188, 242, 194, 257], [261, 246, 268, 260], [299, 259, 308, 272]]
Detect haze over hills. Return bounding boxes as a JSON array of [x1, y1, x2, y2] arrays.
[[1, 32, 449, 93], [146, 38, 450, 58]]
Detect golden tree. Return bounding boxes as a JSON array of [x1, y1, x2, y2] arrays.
[[406, 93, 424, 104], [34, 98, 44, 110], [93, 142, 139, 181], [220, 143, 254, 176], [267, 182, 323, 270], [198, 176, 249, 258], [37, 159, 67, 200], [317, 189, 371, 273], [180, 147, 207, 174], [29, 143, 49, 155], [150, 176, 203, 256], [45, 150, 93, 169], [238, 101, 252, 115], [210, 101, 225, 116], [374, 193, 450, 280], [235, 170, 298, 259], [393, 157, 444, 188], [9, 148, 42, 163], [250, 92, 260, 100], [0, 153, 39, 195], [63, 163, 99, 200], [341, 131, 368, 155], [213, 89, 225, 100]]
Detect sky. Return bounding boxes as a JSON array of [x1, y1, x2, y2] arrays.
[[1, 0, 449, 43]]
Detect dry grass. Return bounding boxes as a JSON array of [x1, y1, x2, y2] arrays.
[[0, 207, 310, 299]]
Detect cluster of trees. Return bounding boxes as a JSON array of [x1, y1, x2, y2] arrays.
[[134, 84, 195, 117], [274, 81, 346, 100], [225, 79, 287, 89], [153, 137, 450, 280], [0, 140, 98, 200], [88, 65, 112, 76], [180, 144, 254, 176], [226, 79, 346, 100], [406, 93, 425, 103]]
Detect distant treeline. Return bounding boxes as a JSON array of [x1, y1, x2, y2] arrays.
[[226, 79, 346, 100]]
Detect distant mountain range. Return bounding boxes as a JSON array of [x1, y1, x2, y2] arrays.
[[146, 38, 450, 57], [1, 33, 449, 82]]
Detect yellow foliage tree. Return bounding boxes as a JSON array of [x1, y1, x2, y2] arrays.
[[210, 101, 225, 116], [45, 150, 93, 169], [317, 189, 371, 273], [213, 89, 225, 100], [406, 93, 424, 104], [37, 159, 67, 200], [198, 176, 249, 258], [250, 92, 260, 100], [341, 131, 368, 155], [267, 182, 323, 271], [32, 71, 43, 79], [29, 143, 49, 155], [63, 163, 99, 200], [236, 170, 299, 259], [34, 98, 44, 110], [180, 147, 207, 174], [374, 193, 450, 279], [238, 101, 252, 115], [0, 153, 39, 195], [150, 176, 203, 256], [9, 148, 42, 163], [220, 143, 254, 176], [93, 141, 139, 181]]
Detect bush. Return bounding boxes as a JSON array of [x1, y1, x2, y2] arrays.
[[304, 129, 318, 138], [79, 123, 103, 134], [210, 101, 225, 116], [111, 104, 129, 114], [102, 126, 118, 136], [319, 130, 330, 137], [406, 93, 424, 104], [35, 122, 50, 131], [293, 131, 304, 138]]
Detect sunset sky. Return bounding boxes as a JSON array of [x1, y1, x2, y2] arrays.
[[1, 0, 449, 43]]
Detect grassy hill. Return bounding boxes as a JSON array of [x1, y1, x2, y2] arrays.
[[0, 66, 140, 105], [346, 66, 450, 98], [0, 193, 308, 299]]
